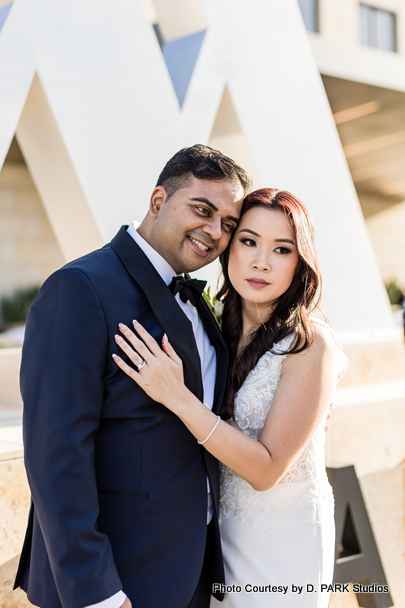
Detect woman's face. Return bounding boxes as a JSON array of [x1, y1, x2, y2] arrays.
[[228, 206, 300, 317]]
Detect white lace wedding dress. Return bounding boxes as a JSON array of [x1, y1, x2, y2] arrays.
[[211, 320, 347, 608]]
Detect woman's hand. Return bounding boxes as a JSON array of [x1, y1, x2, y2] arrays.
[[112, 320, 188, 413]]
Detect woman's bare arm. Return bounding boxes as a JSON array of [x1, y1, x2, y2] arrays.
[[113, 321, 339, 491]]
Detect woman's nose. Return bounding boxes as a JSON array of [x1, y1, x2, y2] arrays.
[[252, 257, 270, 272]]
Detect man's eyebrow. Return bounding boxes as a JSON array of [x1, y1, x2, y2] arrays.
[[190, 197, 239, 224]]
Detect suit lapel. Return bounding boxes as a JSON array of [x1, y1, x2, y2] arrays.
[[194, 289, 229, 416], [111, 227, 203, 400]]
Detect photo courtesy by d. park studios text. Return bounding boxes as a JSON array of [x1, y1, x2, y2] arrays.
[[212, 583, 391, 595]]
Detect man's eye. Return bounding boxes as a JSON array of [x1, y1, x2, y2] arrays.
[[196, 206, 210, 215], [240, 238, 256, 247], [222, 222, 235, 232]]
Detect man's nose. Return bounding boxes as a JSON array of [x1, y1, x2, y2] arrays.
[[202, 216, 222, 240]]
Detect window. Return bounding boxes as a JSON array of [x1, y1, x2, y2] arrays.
[[360, 4, 397, 52], [297, 0, 319, 33]]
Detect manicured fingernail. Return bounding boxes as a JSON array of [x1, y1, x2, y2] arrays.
[[133, 319, 140, 326], [115, 334, 123, 343], [112, 353, 120, 360], [163, 333, 168, 342], [119, 323, 128, 331]]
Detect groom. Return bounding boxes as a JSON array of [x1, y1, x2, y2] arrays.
[[14, 145, 251, 608]]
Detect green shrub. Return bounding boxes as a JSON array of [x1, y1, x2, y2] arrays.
[[0, 285, 41, 324], [385, 280, 404, 306]]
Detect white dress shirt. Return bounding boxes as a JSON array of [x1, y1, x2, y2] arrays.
[[86, 224, 217, 608]]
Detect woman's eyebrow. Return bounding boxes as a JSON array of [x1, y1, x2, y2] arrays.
[[274, 238, 295, 245], [238, 228, 260, 237], [238, 230, 296, 246]]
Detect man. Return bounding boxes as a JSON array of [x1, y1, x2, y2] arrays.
[[14, 145, 251, 608]]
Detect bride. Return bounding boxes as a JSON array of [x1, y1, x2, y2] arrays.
[[112, 188, 347, 607]]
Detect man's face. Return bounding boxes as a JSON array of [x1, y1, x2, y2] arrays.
[[148, 177, 245, 274]]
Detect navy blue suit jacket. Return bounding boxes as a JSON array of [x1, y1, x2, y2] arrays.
[[14, 227, 227, 608]]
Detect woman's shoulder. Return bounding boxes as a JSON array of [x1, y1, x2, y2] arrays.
[[310, 317, 336, 348], [280, 317, 337, 365], [277, 317, 334, 353], [288, 316, 347, 379], [309, 317, 346, 359]]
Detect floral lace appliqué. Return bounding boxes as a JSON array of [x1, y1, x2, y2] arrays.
[[219, 334, 335, 534]]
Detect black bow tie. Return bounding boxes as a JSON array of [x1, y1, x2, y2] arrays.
[[169, 276, 207, 306]]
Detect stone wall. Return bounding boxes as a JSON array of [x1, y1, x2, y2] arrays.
[[0, 432, 32, 608], [359, 192, 405, 288], [0, 161, 64, 298], [327, 332, 405, 608], [0, 349, 22, 423]]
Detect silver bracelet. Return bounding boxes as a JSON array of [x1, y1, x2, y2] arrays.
[[197, 415, 221, 445]]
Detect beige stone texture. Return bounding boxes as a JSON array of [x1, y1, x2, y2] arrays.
[[360, 464, 404, 524], [0, 455, 30, 566], [369, 514, 404, 607], [326, 464, 403, 607], [0, 350, 22, 412], [152, 0, 208, 41], [337, 338, 405, 388], [0, 555, 33, 608], [363, 196, 405, 287], [0, 162, 64, 298], [359, 465, 405, 607], [326, 397, 405, 476], [329, 584, 362, 608], [326, 390, 404, 607]]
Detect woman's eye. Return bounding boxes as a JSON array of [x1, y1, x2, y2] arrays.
[[275, 247, 291, 254], [240, 238, 256, 247]]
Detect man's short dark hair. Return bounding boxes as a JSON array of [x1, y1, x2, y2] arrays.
[[156, 144, 252, 199]]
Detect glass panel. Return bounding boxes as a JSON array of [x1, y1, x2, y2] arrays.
[[297, 0, 318, 33], [359, 4, 373, 46], [369, 7, 379, 47], [378, 9, 396, 51], [162, 29, 206, 108], [359, 4, 396, 52]]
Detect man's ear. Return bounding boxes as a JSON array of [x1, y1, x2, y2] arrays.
[[149, 186, 167, 219]]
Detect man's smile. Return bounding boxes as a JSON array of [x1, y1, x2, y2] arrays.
[[188, 236, 212, 254]]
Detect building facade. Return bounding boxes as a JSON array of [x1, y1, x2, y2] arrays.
[[300, 0, 405, 287], [0, 1, 404, 607]]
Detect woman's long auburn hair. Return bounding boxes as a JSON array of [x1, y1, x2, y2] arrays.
[[218, 188, 322, 419]]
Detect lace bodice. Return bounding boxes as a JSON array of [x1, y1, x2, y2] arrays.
[[219, 324, 347, 531]]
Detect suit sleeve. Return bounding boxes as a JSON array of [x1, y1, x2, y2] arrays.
[[21, 267, 123, 608]]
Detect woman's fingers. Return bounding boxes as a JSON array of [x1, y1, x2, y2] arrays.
[[115, 333, 145, 367], [112, 353, 144, 386], [162, 334, 182, 366], [117, 322, 155, 359], [116, 321, 183, 376], [113, 324, 186, 410], [132, 320, 162, 356]]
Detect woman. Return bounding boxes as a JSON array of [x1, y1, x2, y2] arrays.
[[112, 188, 347, 607]]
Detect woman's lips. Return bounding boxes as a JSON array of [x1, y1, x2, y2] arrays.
[[246, 279, 270, 289]]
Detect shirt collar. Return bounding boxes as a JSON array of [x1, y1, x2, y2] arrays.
[[126, 222, 178, 286]]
